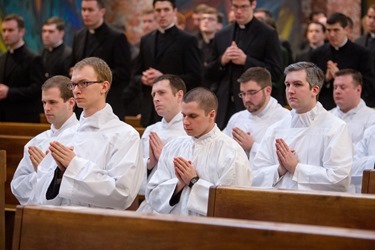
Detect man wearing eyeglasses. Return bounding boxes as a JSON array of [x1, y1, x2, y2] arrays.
[[223, 67, 290, 162], [205, 0, 282, 129], [70, 0, 131, 120], [34, 57, 145, 210], [252, 62, 352, 192]]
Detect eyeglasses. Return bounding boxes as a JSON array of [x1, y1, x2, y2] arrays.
[[67, 80, 103, 90], [231, 4, 251, 11], [238, 87, 266, 98]]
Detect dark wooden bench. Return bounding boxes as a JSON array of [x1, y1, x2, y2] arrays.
[[12, 205, 375, 249], [124, 115, 142, 128], [0, 135, 32, 206], [0, 122, 49, 137], [362, 169, 375, 194], [1, 150, 6, 250], [0, 133, 142, 250], [207, 186, 375, 230], [0, 135, 31, 250]]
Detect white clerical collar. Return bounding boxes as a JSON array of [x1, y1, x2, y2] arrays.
[[161, 112, 183, 128], [291, 103, 322, 128], [8, 41, 25, 54], [333, 38, 348, 50], [158, 24, 174, 34], [46, 40, 63, 52]]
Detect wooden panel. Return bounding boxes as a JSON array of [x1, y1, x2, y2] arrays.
[[0, 150, 6, 250], [0, 122, 49, 136], [124, 116, 142, 128], [12, 206, 375, 250], [208, 186, 375, 230], [362, 169, 375, 194], [0, 135, 32, 206]]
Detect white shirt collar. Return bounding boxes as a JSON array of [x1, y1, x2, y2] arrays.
[[158, 24, 174, 34]]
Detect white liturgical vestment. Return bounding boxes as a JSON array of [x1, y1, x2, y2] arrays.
[[137, 113, 186, 213], [351, 125, 375, 192], [140, 112, 186, 192], [330, 99, 375, 144], [252, 103, 353, 192], [34, 104, 145, 210], [11, 114, 79, 204], [146, 125, 252, 216], [223, 97, 290, 160]]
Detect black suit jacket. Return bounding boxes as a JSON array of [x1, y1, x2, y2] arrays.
[[311, 40, 375, 109], [0, 45, 45, 122], [133, 25, 202, 127], [41, 43, 72, 78], [205, 18, 283, 129], [71, 22, 131, 120]]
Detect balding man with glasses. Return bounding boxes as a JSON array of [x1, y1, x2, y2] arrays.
[[34, 57, 145, 210], [205, 0, 282, 129], [223, 67, 289, 162]]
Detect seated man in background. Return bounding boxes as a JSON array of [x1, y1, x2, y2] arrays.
[[252, 62, 352, 192], [223, 67, 290, 161], [146, 87, 252, 216], [11, 75, 78, 204], [330, 69, 375, 145], [351, 125, 375, 193], [137, 74, 187, 212], [34, 57, 144, 210]]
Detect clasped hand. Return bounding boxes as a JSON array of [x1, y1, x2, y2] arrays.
[[221, 41, 247, 66]]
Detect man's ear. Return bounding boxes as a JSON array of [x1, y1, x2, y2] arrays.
[[311, 85, 320, 97], [101, 81, 110, 94], [208, 109, 216, 121]]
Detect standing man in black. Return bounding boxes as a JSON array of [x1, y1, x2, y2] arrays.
[[311, 12, 375, 109], [205, 0, 282, 129], [0, 14, 44, 122], [70, 0, 131, 120], [41, 17, 72, 78], [356, 5, 375, 68], [133, 0, 202, 127]]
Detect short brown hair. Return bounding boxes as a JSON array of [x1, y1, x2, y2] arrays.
[[3, 14, 24, 29], [43, 17, 65, 31], [335, 69, 363, 87], [42, 75, 73, 102], [73, 57, 112, 85], [154, 74, 186, 95], [238, 67, 272, 89], [183, 87, 218, 114]]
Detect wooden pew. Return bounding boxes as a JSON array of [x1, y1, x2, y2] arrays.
[[0, 135, 32, 206], [124, 115, 142, 128], [0, 150, 5, 250], [0, 135, 30, 250], [0, 122, 49, 136], [135, 127, 145, 137], [207, 186, 375, 230], [12, 205, 375, 249], [362, 169, 375, 194], [39, 113, 48, 124]]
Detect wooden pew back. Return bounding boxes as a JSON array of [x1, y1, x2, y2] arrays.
[[362, 169, 375, 194], [0, 150, 5, 250], [0, 135, 32, 206], [124, 116, 142, 128], [0, 122, 49, 137], [207, 186, 375, 230], [12, 205, 375, 250]]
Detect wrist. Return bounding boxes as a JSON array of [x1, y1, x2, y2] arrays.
[[188, 176, 199, 188]]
